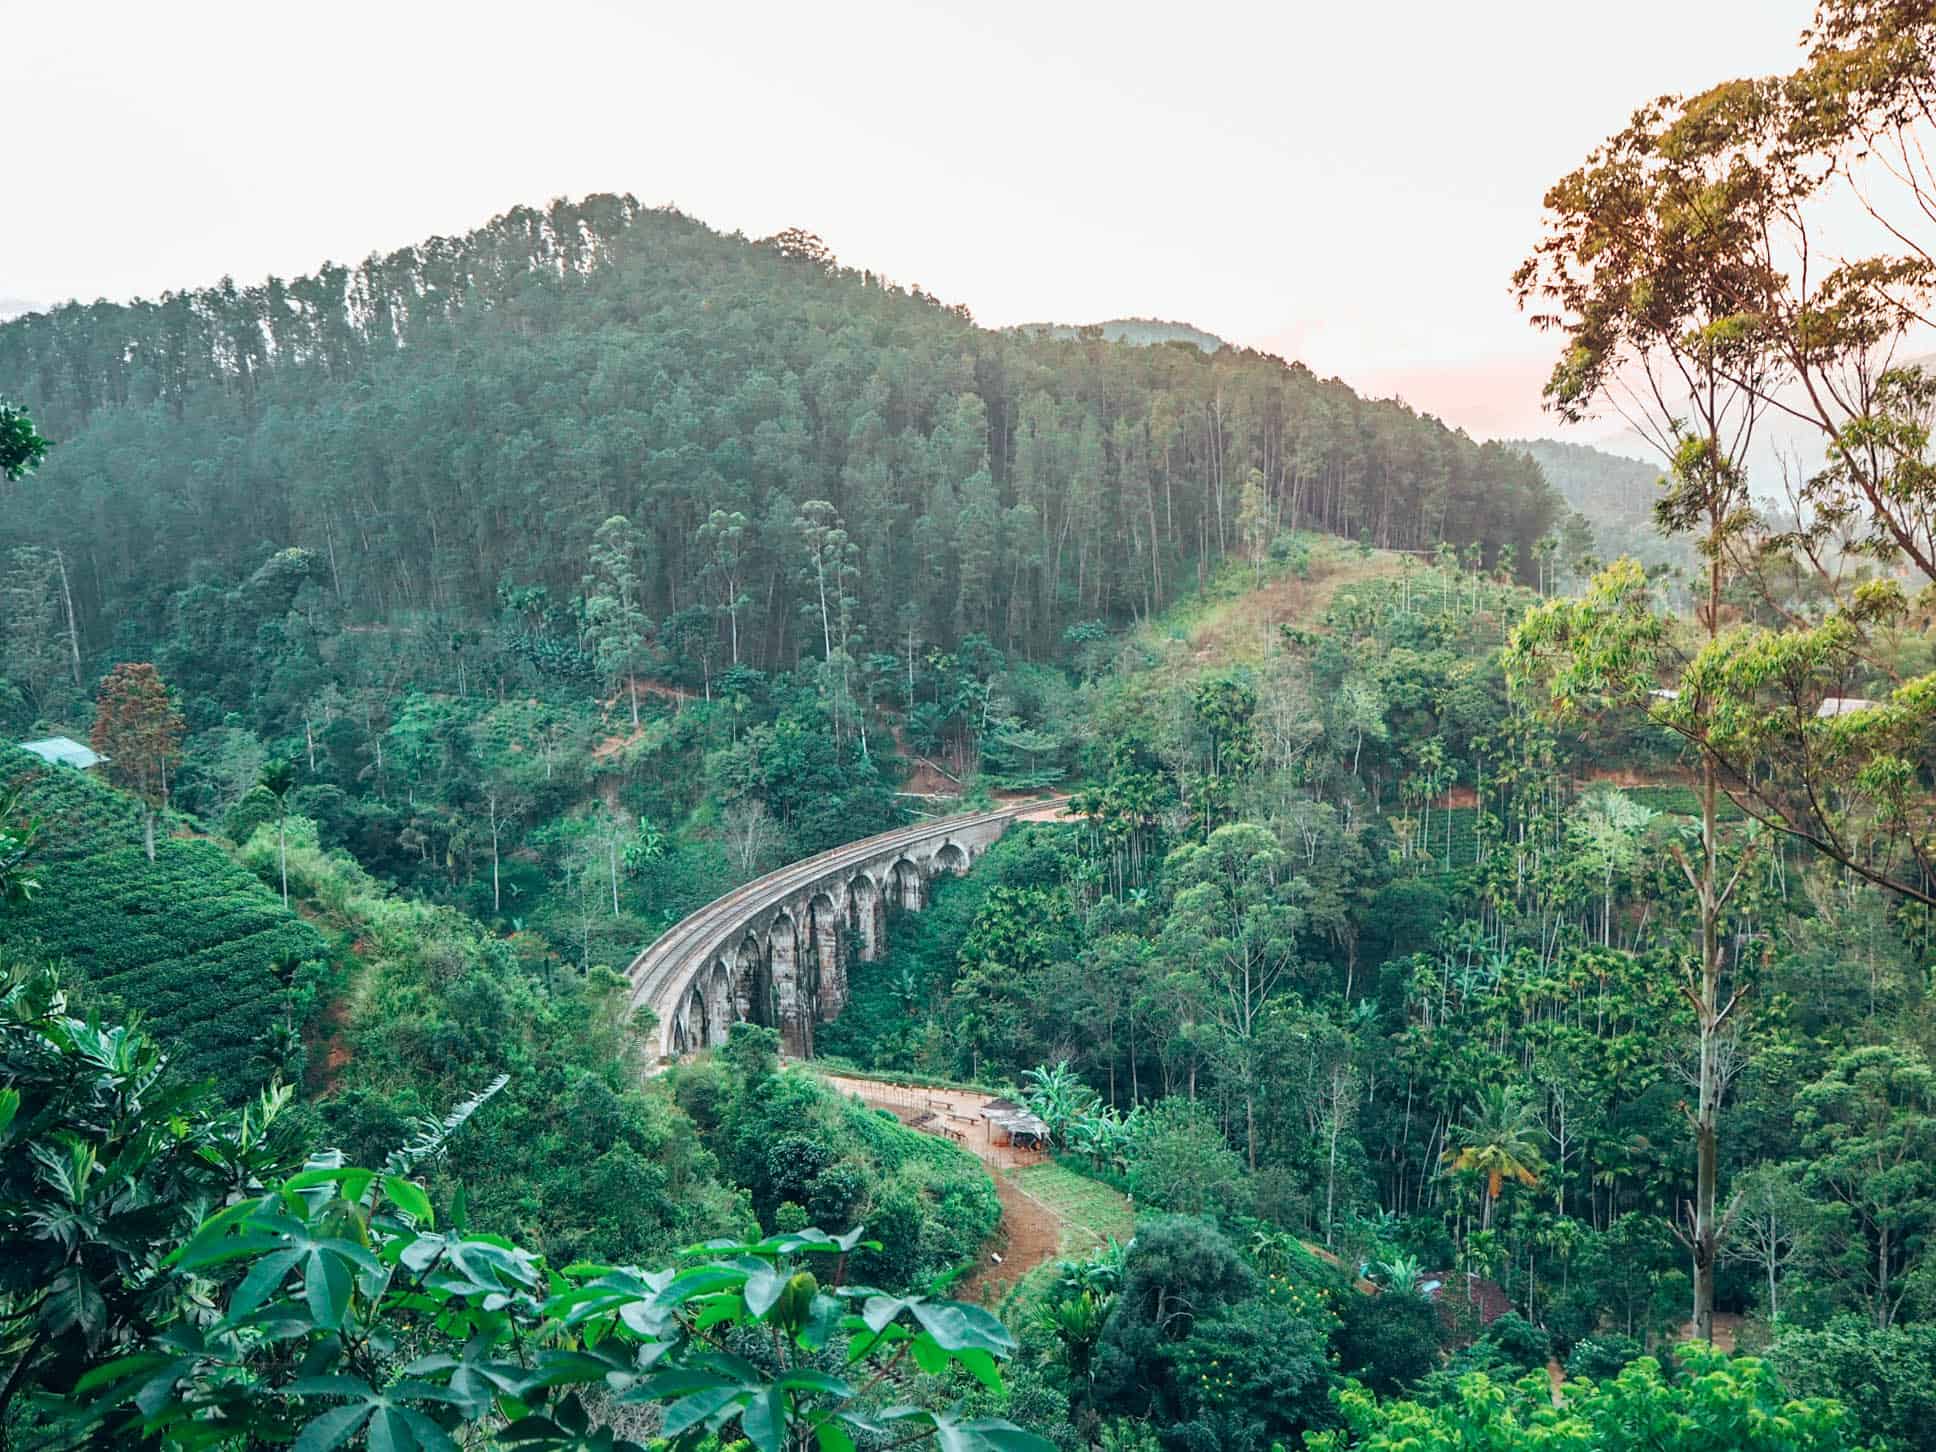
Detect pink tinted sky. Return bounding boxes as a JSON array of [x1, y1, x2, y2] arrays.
[[8, 0, 1819, 447]]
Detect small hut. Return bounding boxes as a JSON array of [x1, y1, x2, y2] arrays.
[[979, 1098, 1051, 1151], [17, 736, 104, 770]]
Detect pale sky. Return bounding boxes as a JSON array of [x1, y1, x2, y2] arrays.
[[7, 0, 1820, 445]]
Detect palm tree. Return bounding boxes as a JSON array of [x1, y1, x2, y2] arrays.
[[1443, 1085, 1544, 1231], [258, 759, 296, 907], [1034, 1291, 1111, 1383]]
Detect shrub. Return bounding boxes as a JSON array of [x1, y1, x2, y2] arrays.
[[1125, 1096, 1251, 1219], [1566, 1333, 1646, 1382], [1334, 1286, 1445, 1394], [1770, 1317, 1936, 1452]]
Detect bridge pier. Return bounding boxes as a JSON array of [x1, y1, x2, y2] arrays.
[[809, 892, 845, 1018], [850, 873, 885, 961]]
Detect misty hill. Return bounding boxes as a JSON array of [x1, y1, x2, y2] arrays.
[[1011, 317, 1228, 352], [0, 197, 1559, 699], [1505, 436, 1688, 571]]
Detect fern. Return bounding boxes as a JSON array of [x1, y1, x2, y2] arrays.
[[381, 1073, 510, 1177]]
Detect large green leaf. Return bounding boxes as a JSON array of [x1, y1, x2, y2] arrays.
[[659, 1386, 740, 1436], [934, 1420, 1059, 1452], [41, 1265, 107, 1343], [738, 1384, 786, 1452], [292, 1403, 374, 1452], [383, 1175, 434, 1226], [305, 1245, 353, 1330], [230, 1246, 302, 1315], [909, 1298, 1015, 1356], [741, 1261, 785, 1317]]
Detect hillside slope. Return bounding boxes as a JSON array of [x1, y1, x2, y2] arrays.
[[0, 747, 325, 1096], [0, 196, 1561, 712], [1507, 436, 1688, 571]]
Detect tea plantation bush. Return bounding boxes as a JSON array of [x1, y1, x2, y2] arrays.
[[0, 746, 324, 1096]]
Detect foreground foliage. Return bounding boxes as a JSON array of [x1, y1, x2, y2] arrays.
[[1, 956, 1047, 1451], [87, 1181, 1049, 1452], [1310, 1346, 1869, 1452]]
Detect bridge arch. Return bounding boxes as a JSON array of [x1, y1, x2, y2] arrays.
[[626, 798, 1068, 1060], [684, 980, 709, 1049], [890, 857, 923, 911]]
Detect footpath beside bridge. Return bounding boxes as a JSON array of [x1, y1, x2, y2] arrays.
[[626, 797, 1070, 1061]]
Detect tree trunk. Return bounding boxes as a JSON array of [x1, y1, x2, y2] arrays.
[[1688, 485, 1726, 1347], [490, 802, 502, 915], [1325, 1116, 1340, 1246], [54, 549, 81, 687], [1878, 1224, 1892, 1329]]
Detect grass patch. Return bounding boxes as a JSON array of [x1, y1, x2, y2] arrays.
[[997, 1161, 1135, 1315], [1626, 784, 1743, 820], [1010, 1161, 1134, 1249], [1121, 537, 1405, 681], [814, 1059, 1012, 1098]]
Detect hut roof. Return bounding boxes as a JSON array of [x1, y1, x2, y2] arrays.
[[980, 1105, 1051, 1138], [18, 736, 104, 769]]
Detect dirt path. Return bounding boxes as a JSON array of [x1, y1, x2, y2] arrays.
[[820, 1073, 1044, 1169], [1011, 800, 1080, 825], [1678, 1311, 1742, 1352], [955, 1169, 1062, 1305], [821, 1073, 1072, 1301]]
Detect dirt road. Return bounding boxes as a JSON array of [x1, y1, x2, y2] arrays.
[[821, 1073, 1069, 1302]]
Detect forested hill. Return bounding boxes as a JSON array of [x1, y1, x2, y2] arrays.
[[0, 194, 1558, 681], [1505, 436, 1687, 571]]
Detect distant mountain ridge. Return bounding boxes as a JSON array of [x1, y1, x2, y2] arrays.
[[1011, 317, 1227, 352]]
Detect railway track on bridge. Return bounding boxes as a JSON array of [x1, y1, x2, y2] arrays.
[[626, 794, 1071, 1058]]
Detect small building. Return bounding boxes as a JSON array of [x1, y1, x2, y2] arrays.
[[1816, 696, 1877, 718], [17, 736, 105, 770], [979, 1099, 1052, 1151]]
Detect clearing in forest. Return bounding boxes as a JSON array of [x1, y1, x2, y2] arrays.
[[1124, 536, 1408, 684], [820, 1072, 1132, 1304]]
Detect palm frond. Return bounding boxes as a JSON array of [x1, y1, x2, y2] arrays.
[[383, 1073, 510, 1177]]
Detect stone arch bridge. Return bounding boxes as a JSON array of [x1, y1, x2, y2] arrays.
[[626, 798, 1069, 1061]]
